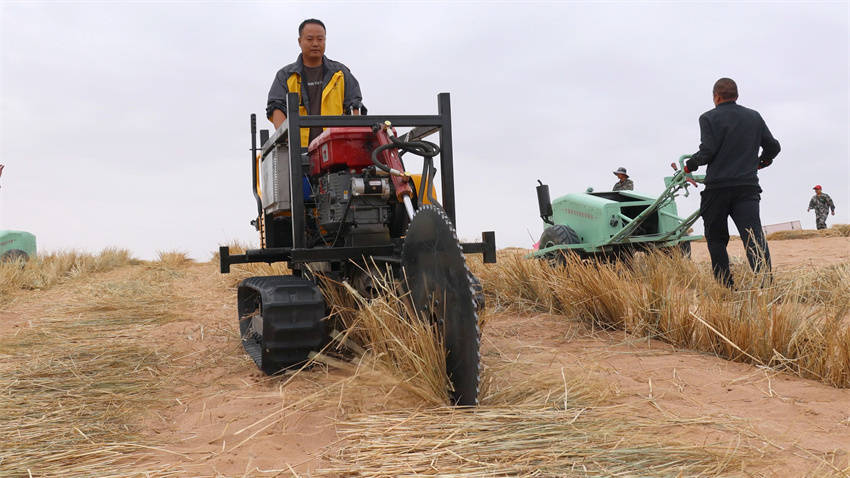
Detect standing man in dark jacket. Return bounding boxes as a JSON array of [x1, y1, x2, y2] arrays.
[[685, 78, 781, 288], [267, 19, 364, 148]]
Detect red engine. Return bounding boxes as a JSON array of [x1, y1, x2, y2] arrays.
[[307, 127, 375, 176], [307, 125, 414, 203]]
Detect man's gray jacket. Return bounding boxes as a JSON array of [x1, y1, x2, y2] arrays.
[[266, 54, 364, 120]]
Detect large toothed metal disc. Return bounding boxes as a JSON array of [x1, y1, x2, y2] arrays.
[[402, 204, 480, 406]]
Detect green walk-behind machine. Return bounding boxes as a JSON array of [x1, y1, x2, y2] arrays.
[[219, 93, 497, 406], [0, 230, 36, 262], [532, 155, 705, 262], [0, 165, 37, 263]]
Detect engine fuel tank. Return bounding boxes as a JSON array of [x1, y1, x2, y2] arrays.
[[307, 127, 375, 176]]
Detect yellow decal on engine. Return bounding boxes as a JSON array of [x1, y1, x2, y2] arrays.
[[411, 174, 437, 205]]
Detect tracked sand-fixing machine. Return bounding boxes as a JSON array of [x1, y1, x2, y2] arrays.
[[219, 93, 496, 405]]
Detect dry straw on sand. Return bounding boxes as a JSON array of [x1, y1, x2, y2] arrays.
[[470, 248, 850, 388], [318, 405, 752, 477], [218, 264, 756, 475], [0, 268, 185, 476], [5, 244, 842, 475], [0, 248, 135, 301], [286, 269, 756, 476]]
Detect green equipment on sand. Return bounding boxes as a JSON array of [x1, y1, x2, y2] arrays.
[[0, 164, 38, 263], [0, 230, 36, 263], [532, 155, 704, 262]]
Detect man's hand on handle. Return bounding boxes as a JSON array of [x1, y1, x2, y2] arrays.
[[271, 110, 286, 130], [684, 157, 699, 173], [674, 160, 699, 188]]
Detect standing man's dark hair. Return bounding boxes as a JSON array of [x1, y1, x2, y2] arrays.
[[712, 78, 738, 101], [298, 18, 325, 36], [685, 78, 781, 288], [266, 19, 364, 147]]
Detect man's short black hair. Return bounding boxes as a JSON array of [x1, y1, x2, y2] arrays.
[[299, 18, 326, 36], [713, 78, 738, 101]]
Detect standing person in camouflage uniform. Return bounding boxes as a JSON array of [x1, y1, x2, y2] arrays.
[[807, 185, 836, 230], [612, 167, 634, 191]]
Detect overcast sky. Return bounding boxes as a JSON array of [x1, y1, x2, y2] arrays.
[[1, 1, 848, 260]]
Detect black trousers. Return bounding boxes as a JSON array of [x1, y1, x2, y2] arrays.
[[700, 187, 772, 287]]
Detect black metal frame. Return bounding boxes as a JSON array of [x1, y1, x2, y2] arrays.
[[221, 93, 496, 273], [249, 114, 263, 226]]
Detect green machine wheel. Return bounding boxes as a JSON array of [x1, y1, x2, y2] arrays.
[[539, 224, 582, 263]]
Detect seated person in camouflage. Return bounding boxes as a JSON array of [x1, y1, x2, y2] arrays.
[[612, 167, 633, 191], [807, 185, 836, 230], [266, 18, 364, 147]]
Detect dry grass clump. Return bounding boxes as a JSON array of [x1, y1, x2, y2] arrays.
[[229, 260, 290, 283], [835, 223, 850, 236], [0, 248, 134, 300], [318, 268, 452, 406], [224, 261, 291, 288], [767, 224, 850, 240], [793, 262, 850, 309], [154, 250, 194, 268], [471, 252, 850, 388], [209, 239, 251, 261], [0, 268, 183, 476]]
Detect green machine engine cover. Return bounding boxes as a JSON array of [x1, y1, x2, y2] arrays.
[[0, 230, 37, 262], [550, 190, 682, 249]]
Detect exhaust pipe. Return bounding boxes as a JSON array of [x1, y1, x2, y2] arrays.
[[536, 180, 553, 225]]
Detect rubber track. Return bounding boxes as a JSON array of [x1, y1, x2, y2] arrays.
[[237, 275, 327, 375]]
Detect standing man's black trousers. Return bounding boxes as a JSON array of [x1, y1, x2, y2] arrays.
[[700, 186, 772, 287]]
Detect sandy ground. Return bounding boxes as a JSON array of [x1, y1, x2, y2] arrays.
[[691, 236, 849, 268], [2, 236, 849, 476]]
